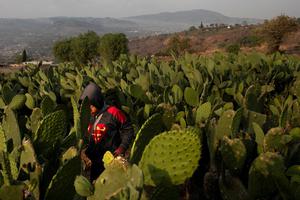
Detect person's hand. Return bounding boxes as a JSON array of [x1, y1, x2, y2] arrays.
[[113, 146, 125, 157], [81, 148, 92, 169], [84, 158, 92, 169]]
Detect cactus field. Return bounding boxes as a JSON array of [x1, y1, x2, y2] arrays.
[[1, 52, 300, 199]]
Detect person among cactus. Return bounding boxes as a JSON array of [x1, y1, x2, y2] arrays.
[[80, 82, 134, 182]]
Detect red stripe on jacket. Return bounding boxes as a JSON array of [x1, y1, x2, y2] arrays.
[[107, 106, 126, 123]]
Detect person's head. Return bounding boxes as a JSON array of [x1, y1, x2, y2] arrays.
[[80, 82, 104, 115]]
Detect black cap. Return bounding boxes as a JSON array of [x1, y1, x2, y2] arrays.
[[80, 82, 104, 109]]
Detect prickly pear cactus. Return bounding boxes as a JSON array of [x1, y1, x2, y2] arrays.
[[216, 110, 235, 140], [0, 125, 7, 152], [245, 85, 262, 112], [8, 94, 26, 110], [245, 110, 267, 135], [184, 87, 199, 107], [27, 108, 43, 134], [219, 171, 250, 200], [45, 156, 81, 200], [195, 102, 211, 124], [74, 175, 94, 197], [248, 152, 285, 199], [130, 113, 165, 164], [139, 128, 201, 186], [0, 185, 25, 200], [61, 146, 78, 164], [220, 136, 246, 172], [263, 127, 291, 153], [89, 158, 143, 200], [25, 93, 35, 109], [41, 95, 56, 117], [170, 84, 183, 105], [79, 97, 91, 148], [33, 110, 67, 157], [2, 84, 15, 105], [19, 138, 42, 200], [2, 108, 21, 148], [231, 107, 243, 138]]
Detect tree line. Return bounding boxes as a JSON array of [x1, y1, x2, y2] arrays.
[[53, 31, 128, 66]]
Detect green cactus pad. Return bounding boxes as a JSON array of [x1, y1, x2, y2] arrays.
[[71, 97, 80, 138], [25, 93, 35, 109], [18, 76, 30, 87], [2, 84, 15, 105], [29, 108, 43, 134], [74, 175, 94, 197], [20, 138, 39, 174], [3, 108, 21, 148], [90, 159, 143, 200], [41, 95, 56, 117], [184, 87, 199, 107], [45, 156, 81, 200], [130, 113, 165, 164], [231, 107, 243, 138], [252, 122, 265, 154], [0, 97, 6, 109], [0, 185, 24, 200], [219, 172, 250, 200], [33, 110, 67, 157], [170, 84, 183, 104], [0, 125, 7, 152], [8, 94, 26, 110], [246, 110, 267, 135], [216, 110, 235, 140], [195, 102, 211, 124], [80, 97, 91, 141], [0, 151, 13, 185], [245, 85, 262, 112], [138, 129, 201, 186], [248, 152, 285, 199], [263, 127, 290, 153], [128, 84, 150, 103], [61, 146, 78, 164], [220, 136, 246, 172]]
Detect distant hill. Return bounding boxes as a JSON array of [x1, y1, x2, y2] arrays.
[[0, 17, 140, 62], [0, 9, 263, 63], [125, 9, 263, 32]]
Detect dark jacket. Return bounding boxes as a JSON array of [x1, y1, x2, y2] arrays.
[[85, 104, 134, 160], [80, 82, 134, 161]]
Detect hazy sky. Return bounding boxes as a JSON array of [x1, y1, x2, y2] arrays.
[[0, 0, 299, 19]]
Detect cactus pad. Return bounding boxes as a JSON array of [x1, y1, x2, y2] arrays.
[[20, 138, 39, 174], [130, 113, 165, 164], [248, 152, 285, 199], [216, 110, 235, 140], [0, 185, 24, 200], [25, 93, 35, 109], [45, 156, 81, 200], [195, 102, 211, 124], [246, 110, 267, 135], [219, 171, 250, 200], [8, 94, 26, 110], [2, 108, 21, 148], [41, 95, 56, 117], [263, 127, 290, 153], [74, 175, 94, 197], [220, 136, 246, 172], [89, 159, 143, 200], [33, 110, 67, 157], [138, 129, 201, 186], [184, 87, 199, 107]]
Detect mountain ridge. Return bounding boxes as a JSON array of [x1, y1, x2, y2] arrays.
[[0, 9, 263, 63]]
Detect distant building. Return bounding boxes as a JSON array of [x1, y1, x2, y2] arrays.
[[22, 61, 53, 65]]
